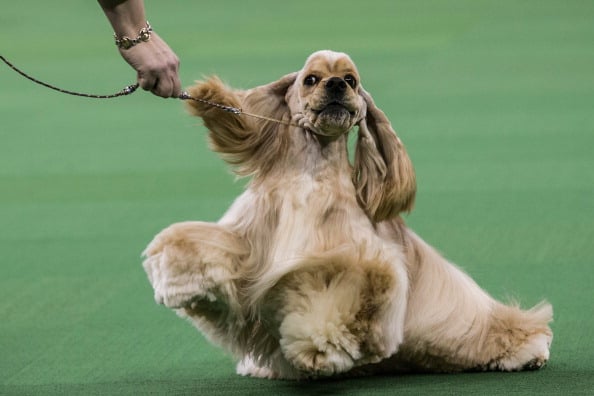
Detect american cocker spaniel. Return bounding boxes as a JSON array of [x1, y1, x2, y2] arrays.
[[142, 50, 553, 379]]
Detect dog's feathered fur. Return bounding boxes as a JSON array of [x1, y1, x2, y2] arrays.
[[143, 50, 552, 379]]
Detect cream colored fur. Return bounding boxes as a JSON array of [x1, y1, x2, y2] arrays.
[[142, 50, 553, 379]]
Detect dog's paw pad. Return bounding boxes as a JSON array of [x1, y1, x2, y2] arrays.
[[522, 357, 548, 371], [159, 287, 216, 309], [236, 357, 279, 379]]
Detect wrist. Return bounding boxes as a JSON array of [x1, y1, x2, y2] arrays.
[[114, 21, 152, 50]]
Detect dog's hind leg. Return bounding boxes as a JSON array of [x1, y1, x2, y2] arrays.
[[390, 230, 553, 373], [479, 302, 553, 371]]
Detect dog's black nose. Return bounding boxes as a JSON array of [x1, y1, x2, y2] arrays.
[[325, 77, 347, 95]]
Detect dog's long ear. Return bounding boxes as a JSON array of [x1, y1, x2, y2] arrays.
[[242, 72, 298, 125], [187, 72, 298, 177], [353, 88, 416, 222], [228, 72, 298, 176]]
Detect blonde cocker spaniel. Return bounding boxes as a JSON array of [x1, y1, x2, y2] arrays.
[[142, 50, 553, 379]]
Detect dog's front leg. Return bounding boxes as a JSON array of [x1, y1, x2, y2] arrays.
[[268, 253, 407, 378], [142, 221, 248, 316]]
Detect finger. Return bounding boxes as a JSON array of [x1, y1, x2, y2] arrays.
[[153, 70, 181, 98], [152, 77, 173, 98], [171, 75, 182, 98], [170, 56, 182, 97], [138, 73, 156, 92]]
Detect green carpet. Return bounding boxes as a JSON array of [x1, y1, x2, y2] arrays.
[[1, 1, 593, 394]]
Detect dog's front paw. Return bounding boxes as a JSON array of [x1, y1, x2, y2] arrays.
[[142, 251, 216, 309], [279, 312, 362, 377], [142, 222, 245, 314], [236, 356, 279, 379], [142, 223, 233, 309]]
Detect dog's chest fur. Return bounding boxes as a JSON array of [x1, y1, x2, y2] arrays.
[[220, 135, 375, 265]]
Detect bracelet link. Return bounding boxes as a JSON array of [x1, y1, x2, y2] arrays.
[[114, 21, 152, 50]]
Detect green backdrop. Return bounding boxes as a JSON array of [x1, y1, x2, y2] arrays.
[[1, 1, 593, 395]]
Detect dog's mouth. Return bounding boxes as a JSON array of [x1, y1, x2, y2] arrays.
[[306, 100, 358, 137], [314, 101, 356, 116]]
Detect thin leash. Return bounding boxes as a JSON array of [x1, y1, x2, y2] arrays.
[[0, 54, 295, 127], [0, 54, 139, 98]]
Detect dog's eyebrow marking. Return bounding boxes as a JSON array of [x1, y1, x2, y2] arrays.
[[305, 70, 324, 77], [304, 67, 358, 81]]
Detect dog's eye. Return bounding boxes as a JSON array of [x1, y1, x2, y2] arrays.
[[344, 74, 357, 88], [303, 75, 318, 86]]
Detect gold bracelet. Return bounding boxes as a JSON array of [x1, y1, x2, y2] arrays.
[[114, 21, 152, 50]]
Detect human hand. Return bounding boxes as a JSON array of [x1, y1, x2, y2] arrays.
[[118, 32, 181, 98]]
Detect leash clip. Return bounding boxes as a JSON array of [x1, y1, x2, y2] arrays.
[[122, 84, 140, 95]]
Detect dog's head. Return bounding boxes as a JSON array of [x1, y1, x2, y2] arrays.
[[286, 50, 364, 137], [241, 50, 416, 221]]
